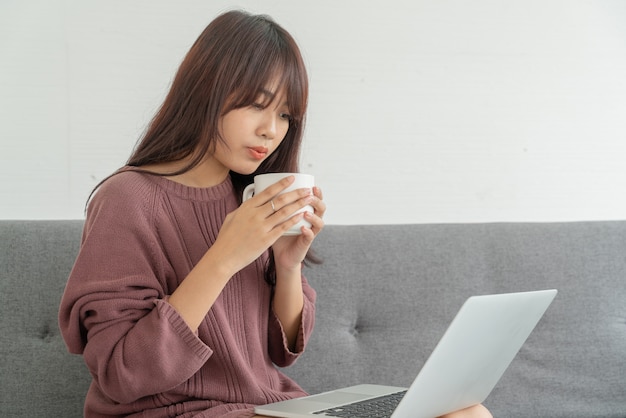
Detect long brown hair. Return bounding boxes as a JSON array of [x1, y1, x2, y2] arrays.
[[93, 10, 319, 280], [127, 9, 308, 199]]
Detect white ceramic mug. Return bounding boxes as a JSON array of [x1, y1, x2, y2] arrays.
[[243, 173, 314, 236]]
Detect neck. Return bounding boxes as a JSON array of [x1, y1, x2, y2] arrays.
[[141, 155, 229, 188]]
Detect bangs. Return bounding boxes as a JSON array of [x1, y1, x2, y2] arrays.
[[280, 53, 308, 124], [223, 18, 308, 124]]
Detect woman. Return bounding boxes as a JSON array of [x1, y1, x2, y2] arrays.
[[59, 9, 490, 418]]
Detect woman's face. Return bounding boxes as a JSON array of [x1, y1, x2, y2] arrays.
[[213, 81, 291, 176]]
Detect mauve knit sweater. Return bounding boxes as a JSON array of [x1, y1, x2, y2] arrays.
[[59, 169, 316, 417]]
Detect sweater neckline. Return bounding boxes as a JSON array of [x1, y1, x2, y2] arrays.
[[154, 173, 234, 202], [121, 166, 235, 202]]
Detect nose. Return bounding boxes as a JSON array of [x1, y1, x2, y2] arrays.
[[257, 112, 277, 140]]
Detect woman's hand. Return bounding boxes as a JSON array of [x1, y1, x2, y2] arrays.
[[212, 176, 317, 275], [271, 185, 326, 272], [169, 176, 317, 333], [269, 184, 325, 350]]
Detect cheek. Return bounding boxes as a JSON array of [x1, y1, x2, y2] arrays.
[[278, 122, 290, 142], [273, 125, 290, 151]]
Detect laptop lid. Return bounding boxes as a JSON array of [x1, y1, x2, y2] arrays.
[[256, 289, 558, 418], [392, 289, 557, 417]]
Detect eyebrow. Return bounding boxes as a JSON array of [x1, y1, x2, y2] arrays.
[[259, 88, 288, 108], [259, 88, 276, 99]]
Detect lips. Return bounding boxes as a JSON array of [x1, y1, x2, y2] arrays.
[[248, 146, 268, 160]]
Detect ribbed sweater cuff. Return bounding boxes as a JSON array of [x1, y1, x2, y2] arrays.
[[155, 299, 213, 362]]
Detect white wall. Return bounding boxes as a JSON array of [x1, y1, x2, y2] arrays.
[[1, 0, 625, 224]]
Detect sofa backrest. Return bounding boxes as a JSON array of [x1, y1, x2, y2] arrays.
[[286, 223, 626, 417], [0, 221, 90, 417], [1, 220, 625, 417]]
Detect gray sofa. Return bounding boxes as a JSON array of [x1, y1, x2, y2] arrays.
[[1, 220, 625, 417]]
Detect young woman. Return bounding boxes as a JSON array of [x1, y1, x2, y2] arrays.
[[59, 9, 491, 418]]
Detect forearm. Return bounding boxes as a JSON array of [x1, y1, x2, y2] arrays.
[[168, 245, 238, 332], [272, 264, 304, 350]]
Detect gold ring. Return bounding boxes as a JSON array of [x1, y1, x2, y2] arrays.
[[270, 200, 276, 212]]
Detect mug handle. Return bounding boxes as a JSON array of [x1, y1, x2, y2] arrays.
[[242, 184, 255, 201]]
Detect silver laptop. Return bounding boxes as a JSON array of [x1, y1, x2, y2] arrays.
[[256, 289, 557, 418]]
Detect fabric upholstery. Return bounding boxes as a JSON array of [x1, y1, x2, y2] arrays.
[[285, 223, 626, 417], [0, 221, 89, 417], [1, 220, 625, 417]]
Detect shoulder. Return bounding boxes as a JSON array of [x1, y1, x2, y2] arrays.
[[87, 169, 161, 228], [96, 169, 158, 201]]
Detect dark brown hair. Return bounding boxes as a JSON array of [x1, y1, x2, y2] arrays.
[[93, 10, 318, 280], [127, 9, 309, 198]]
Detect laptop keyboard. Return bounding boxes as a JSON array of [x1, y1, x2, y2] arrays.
[[312, 390, 407, 418]]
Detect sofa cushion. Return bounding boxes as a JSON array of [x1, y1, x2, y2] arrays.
[[284, 223, 626, 417], [0, 221, 90, 417], [1, 220, 625, 417]]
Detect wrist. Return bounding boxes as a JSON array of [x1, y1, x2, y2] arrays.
[[200, 242, 240, 280], [274, 262, 302, 281]]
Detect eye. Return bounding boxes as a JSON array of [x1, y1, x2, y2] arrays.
[[280, 112, 292, 121]]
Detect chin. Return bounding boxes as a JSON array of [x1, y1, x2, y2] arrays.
[[231, 164, 262, 176]]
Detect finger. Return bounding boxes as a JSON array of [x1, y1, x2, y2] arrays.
[[262, 190, 313, 225], [313, 186, 323, 200], [272, 194, 314, 222], [298, 223, 316, 241], [269, 188, 312, 213], [273, 212, 306, 236], [252, 176, 295, 206], [266, 199, 277, 216], [304, 210, 325, 234], [309, 195, 326, 218], [309, 187, 326, 217]]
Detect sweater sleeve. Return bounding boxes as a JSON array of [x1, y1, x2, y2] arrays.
[[267, 275, 316, 367], [58, 175, 212, 404]]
